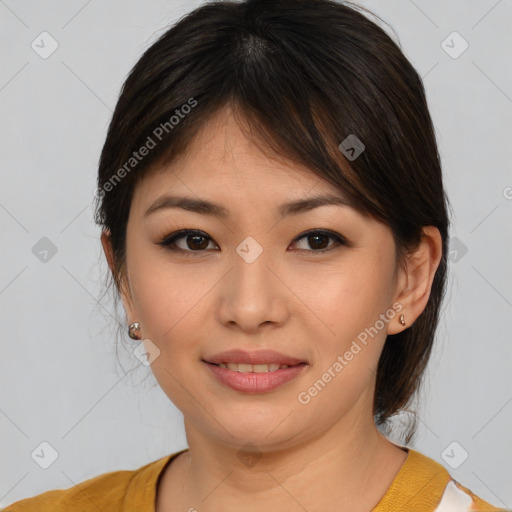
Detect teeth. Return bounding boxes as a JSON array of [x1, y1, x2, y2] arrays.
[[219, 362, 291, 372]]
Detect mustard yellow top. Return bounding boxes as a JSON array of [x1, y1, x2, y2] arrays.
[[2, 448, 506, 511]]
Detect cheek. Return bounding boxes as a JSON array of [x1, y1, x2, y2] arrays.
[[295, 265, 395, 420], [298, 254, 396, 345], [125, 249, 214, 408], [126, 243, 211, 344], [294, 253, 397, 414]]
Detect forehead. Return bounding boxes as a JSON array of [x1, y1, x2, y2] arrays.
[[135, 106, 345, 204]]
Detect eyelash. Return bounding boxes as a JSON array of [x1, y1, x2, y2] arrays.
[[157, 228, 349, 256]]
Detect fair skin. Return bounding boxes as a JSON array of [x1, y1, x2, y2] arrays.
[[102, 106, 442, 512]]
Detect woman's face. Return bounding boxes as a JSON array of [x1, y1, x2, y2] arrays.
[[117, 106, 406, 451]]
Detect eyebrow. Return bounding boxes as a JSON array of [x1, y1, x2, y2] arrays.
[[144, 193, 353, 219]]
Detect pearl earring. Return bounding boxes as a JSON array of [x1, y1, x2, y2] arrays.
[[128, 322, 141, 340]]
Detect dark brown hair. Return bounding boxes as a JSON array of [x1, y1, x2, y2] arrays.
[[94, 0, 450, 443]]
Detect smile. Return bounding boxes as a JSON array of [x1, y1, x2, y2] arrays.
[[204, 361, 308, 393], [215, 362, 294, 372]]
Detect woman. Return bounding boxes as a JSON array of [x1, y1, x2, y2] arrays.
[[3, 0, 506, 510]]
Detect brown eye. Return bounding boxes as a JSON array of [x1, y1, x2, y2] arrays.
[[157, 228, 347, 256], [158, 230, 217, 253], [291, 230, 347, 254], [183, 234, 210, 250]]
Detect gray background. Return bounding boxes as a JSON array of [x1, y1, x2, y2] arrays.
[[1, 0, 511, 508]]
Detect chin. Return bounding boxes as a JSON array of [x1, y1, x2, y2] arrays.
[[201, 404, 307, 449]]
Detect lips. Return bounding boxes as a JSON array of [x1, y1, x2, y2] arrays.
[[202, 349, 308, 392], [204, 362, 307, 394], [204, 348, 306, 367]]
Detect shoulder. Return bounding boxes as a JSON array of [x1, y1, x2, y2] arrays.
[[1, 452, 180, 512], [373, 448, 506, 512], [1, 468, 133, 512], [442, 480, 508, 512]]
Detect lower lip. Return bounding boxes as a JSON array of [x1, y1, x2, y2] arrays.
[[204, 362, 307, 393]]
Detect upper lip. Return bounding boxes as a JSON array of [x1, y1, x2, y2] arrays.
[[204, 349, 307, 366]]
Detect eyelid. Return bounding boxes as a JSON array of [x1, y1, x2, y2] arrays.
[[157, 229, 217, 252]]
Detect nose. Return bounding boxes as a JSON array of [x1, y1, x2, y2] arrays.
[[216, 238, 290, 333]]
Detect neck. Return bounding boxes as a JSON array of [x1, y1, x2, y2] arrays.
[[167, 413, 407, 512]]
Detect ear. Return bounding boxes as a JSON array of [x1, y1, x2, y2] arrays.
[[387, 226, 443, 335], [100, 230, 137, 323]]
